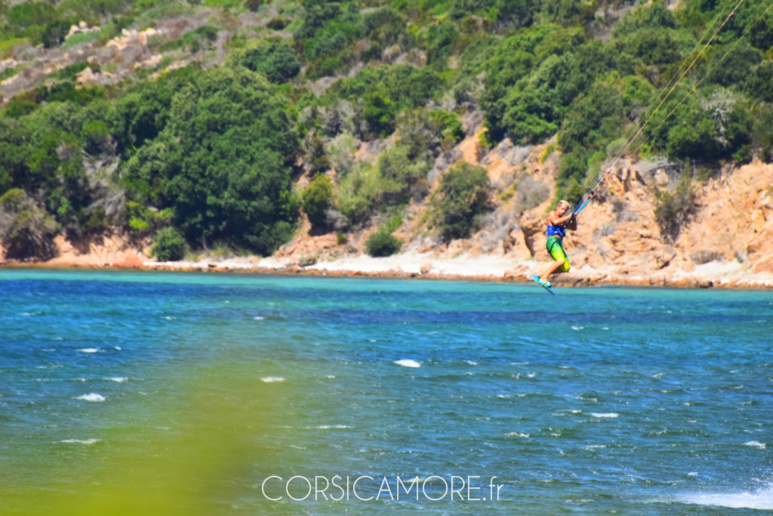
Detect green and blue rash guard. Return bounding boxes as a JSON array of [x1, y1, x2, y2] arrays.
[[545, 224, 570, 272]]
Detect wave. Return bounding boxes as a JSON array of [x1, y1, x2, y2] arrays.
[[75, 393, 106, 402], [260, 376, 285, 383], [677, 485, 773, 510], [60, 439, 100, 444], [591, 412, 619, 418], [394, 359, 421, 368]]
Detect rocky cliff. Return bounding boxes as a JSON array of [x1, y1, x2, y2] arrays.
[[274, 129, 773, 288]]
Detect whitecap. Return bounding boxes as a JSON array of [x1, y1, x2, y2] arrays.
[[744, 441, 766, 449], [114, 346, 121, 351], [506, 432, 530, 438], [591, 412, 619, 418], [260, 377, 285, 383], [324, 375, 336, 379], [254, 316, 265, 320], [571, 326, 584, 331], [465, 360, 478, 366], [77, 348, 100, 353], [75, 393, 105, 402], [316, 425, 351, 429], [496, 394, 511, 399], [105, 377, 127, 383], [677, 487, 773, 510], [60, 439, 100, 445], [394, 359, 421, 368]]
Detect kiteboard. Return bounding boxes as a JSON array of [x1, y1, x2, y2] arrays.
[[532, 275, 555, 295]]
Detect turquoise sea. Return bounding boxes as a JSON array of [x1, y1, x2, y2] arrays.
[[1, 269, 771, 515]]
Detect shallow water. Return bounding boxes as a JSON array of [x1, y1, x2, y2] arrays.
[[0, 269, 771, 514]]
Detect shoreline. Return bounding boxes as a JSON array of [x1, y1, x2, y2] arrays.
[[3, 253, 773, 290]]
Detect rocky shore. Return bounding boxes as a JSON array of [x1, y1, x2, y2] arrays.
[[2, 145, 772, 291], [3, 250, 772, 290]]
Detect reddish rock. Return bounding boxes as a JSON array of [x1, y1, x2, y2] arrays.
[[752, 255, 773, 274], [114, 254, 143, 269]]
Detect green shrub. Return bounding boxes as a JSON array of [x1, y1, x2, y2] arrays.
[[241, 40, 300, 83], [744, 61, 773, 103], [81, 207, 109, 237], [152, 227, 187, 261], [375, 143, 432, 200], [431, 162, 491, 241], [0, 188, 58, 261], [81, 120, 110, 155], [8, 2, 56, 31], [3, 100, 37, 119], [396, 109, 464, 158], [654, 173, 694, 243], [302, 174, 333, 230], [53, 61, 90, 80], [42, 19, 75, 48], [337, 164, 401, 224], [267, 17, 287, 30], [304, 134, 330, 174], [365, 227, 401, 257]]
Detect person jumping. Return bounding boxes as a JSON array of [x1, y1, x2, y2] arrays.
[[537, 200, 577, 289]]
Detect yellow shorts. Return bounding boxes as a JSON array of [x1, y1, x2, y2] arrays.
[[546, 237, 570, 272]]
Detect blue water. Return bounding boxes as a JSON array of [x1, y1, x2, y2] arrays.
[[1, 269, 772, 514]]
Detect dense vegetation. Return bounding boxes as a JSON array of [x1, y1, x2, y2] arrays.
[[0, 0, 771, 260]]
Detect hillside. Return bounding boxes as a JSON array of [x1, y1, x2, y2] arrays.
[[0, 0, 772, 287]]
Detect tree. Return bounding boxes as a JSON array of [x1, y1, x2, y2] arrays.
[[242, 41, 301, 83], [0, 188, 58, 261], [152, 227, 187, 261], [745, 61, 773, 103], [431, 162, 491, 241], [302, 174, 333, 230], [125, 65, 300, 255]]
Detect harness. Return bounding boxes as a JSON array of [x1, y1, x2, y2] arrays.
[[546, 224, 566, 238], [546, 223, 566, 255]]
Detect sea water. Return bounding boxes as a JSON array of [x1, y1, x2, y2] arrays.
[[0, 269, 771, 515]]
